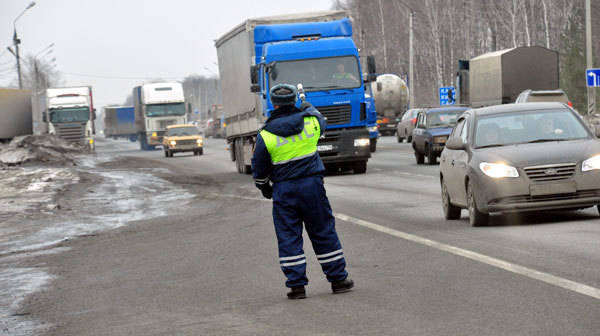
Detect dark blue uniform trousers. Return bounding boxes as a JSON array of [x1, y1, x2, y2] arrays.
[[272, 175, 348, 288]]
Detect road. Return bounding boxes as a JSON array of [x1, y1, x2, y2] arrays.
[[24, 136, 600, 336]]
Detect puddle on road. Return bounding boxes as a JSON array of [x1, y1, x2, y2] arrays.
[[0, 155, 194, 335]]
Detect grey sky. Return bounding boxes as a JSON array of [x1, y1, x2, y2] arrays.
[[0, 0, 333, 109]]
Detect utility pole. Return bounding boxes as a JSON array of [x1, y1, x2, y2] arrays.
[[585, 0, 595, 115], [12, 2, 36, 89], [409, 11, 415, 108]]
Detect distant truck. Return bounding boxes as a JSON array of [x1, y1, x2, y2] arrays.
[[0, 88, 32, 141], [45, 86, 95, 149], [215, 10, 375, 174], [372, 74, 409, 136], [103, 106, 137, 141], [133, 82, 187, 150], [458, 46, 559, 107]]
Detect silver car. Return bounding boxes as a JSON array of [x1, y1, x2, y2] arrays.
[[396, 108, 422, 143], [440, 102, 600, 226]]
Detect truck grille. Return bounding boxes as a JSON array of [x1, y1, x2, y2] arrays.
[[56, 123, 86, 142], [524, 163, 576, 182], [159, 120, 178, 129], [317, 104, 351, 125]]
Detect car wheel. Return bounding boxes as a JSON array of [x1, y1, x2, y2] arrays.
[[467, 181, 489, 227], [370, 138, 377, 152], [442, 180, 461, 220], [397, 135, 403, 143], [427, 145, 437, 165], [164, 150, 168, 158], [415, 151, 424, 164], [199, 148, 204, 155]]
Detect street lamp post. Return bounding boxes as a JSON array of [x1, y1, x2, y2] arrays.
[[12, 1, 36, 89]]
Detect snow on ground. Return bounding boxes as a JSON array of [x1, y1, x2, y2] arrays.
[[0, 140, 194, 335]]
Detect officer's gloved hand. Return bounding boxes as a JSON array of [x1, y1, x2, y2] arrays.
[[300, 101, 313, 111], [258, 183, 273, 199]]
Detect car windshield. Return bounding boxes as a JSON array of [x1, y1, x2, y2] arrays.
[[427, 111, 462, 127], [146, 103, 185, 117], [49, 107, 89, 123], [166, 127, 200, 136], [269, 56, 361, 91], [474, 108, 590, 148]]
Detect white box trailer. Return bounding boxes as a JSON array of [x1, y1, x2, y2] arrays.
[[0, 88, 32, 140]]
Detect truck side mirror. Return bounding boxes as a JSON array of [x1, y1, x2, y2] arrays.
[[250, 65, 258, 84], [250, 84, 261, 93], [367, 55, 376, 75], [92, 108, 97, 120]]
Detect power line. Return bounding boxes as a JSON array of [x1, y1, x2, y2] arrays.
[[58, 71, 187, 81]]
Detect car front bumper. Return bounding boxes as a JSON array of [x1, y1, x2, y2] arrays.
[[471, 169, 600, 214]]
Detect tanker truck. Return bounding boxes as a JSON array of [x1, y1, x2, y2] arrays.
[[372, 74, 409, 136]]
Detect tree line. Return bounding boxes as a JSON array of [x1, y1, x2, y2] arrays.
[[334, 0, 599, 112]]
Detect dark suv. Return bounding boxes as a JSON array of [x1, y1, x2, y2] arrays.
[[412, 106, 468, 164]]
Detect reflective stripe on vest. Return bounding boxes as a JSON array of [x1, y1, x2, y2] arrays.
[[260, 116, 321, 165]]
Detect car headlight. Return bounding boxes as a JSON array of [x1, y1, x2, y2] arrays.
[[196, 138, 203, 145], [433, 136, 448, 144], [170, 140, 177, 146], [479, 162, 519, 178], [354, 138, 370, 147], [582, 155, 600, 172], [152, 132, 157, 137]]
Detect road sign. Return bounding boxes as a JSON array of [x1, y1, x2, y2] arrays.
[[587, 69, 600, 87], [439, 86, 456, 105]]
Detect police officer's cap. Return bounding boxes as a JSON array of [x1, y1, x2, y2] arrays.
[[270, 84, 297, 106]]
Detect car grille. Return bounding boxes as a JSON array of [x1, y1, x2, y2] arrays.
[[175, 139, 197, 146], [56, 123, 86, 142], [523, 163, 576, 182], [317, 105, 351, 125], [490, 190, 600, 205]]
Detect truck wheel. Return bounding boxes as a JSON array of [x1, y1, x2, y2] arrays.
[[427, 145, 437, 165], [468, 181, 489, 227], [353, 161, 367, 174], [397, 135, 403, 143], [370, 138, 377, 153], [164, 150, 168, 158], [198, 148, 204, 156], [415, 151, 424, 164], [407, 135, 412, 143]]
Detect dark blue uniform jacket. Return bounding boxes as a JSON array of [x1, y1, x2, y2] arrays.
[[252, 105, 327, 186]]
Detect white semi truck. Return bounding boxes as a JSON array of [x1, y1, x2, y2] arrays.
[[133, 82, 187, 150], [45, 86, 95, 150]]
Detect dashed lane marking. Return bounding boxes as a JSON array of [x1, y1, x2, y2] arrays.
[[208, 193, 600, 301], [335, 213, 600, 301]]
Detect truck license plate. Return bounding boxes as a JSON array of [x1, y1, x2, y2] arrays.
[[317, 145, 333, 152]]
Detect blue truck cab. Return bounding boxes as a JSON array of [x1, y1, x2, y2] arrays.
[[251, 18, 375, 172], [412, 106, 469, 165]]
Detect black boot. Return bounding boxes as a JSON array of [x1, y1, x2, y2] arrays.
[[331, 278, 354, 294], [287, 286, 306, 300]]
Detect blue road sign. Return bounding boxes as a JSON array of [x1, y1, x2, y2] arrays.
[[194, 108, 199, 114], [587, 69, 600, 87], [439, 86, 456, 105]]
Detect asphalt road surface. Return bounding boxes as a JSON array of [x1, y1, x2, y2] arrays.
[[22, 136, 600, 335]]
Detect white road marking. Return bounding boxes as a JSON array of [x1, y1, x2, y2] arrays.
[[335, 213, 600, 301], [209, 193, 600, 300]]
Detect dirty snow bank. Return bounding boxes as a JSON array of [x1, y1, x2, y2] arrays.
[[0, 135, 87, 166]]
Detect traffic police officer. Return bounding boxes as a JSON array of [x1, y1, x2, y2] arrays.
[[252, 84, 354, 299]]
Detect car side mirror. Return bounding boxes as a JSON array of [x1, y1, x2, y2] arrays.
[[446, 137, 466, 150]]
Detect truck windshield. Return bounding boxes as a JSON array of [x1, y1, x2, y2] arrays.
[[146, 103, 185, 117], [269, 56, 361, 91], [49, 107, 89, 123]]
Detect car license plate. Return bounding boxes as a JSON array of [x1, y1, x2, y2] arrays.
[[530, 181, 576, 196], [318, 145, 333, 152], [387, 124, 396, 128]]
